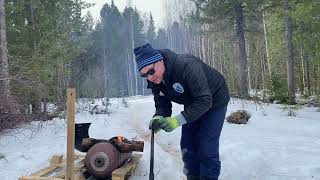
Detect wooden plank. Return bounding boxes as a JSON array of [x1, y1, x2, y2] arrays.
[[127, 154, 141, 176], [55, 166, 86, 179], [112, 154, 142, 178], [50, 155, 63, 166], [23, 155, 74, 178], [56, 156, 84, 168], [128, 164, 137, 176], [66, 88, 76, 180], [74, 171, 86, 180], [30, 166, 60, 177], [55, 173, 65, 179], [74, 160, 85, 171], [111, 176, 124, 180], [18, 176, 64, 180]]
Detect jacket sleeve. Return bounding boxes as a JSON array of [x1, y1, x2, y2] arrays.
[[151, 86, 172, 117], [181, 60, 212, 122]]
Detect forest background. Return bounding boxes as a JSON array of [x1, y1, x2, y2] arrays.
[[0, 0, 319, 131]]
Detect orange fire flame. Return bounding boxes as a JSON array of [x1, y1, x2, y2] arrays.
[[117, 136, 125, 143]]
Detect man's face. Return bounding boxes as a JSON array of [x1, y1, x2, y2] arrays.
[[140, 60, 165, 84]]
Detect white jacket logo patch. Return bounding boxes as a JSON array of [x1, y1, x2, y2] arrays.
[[172, 83, 184, 93], [159, 91, 164, 96]]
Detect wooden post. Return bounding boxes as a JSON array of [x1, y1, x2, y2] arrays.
[[66, 88, 76, 180]]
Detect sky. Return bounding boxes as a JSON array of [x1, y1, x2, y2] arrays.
[[82, 0, 164, 28]]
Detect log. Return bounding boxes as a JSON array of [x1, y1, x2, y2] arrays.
[[81, 136, 144, 153]]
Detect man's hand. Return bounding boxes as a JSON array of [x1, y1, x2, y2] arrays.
[[158, 114, 187, 132], [149, 115, 163, 132]]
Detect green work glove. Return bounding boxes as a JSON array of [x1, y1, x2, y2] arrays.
[[149, 115, 163, 132], [158, 114, 187, 132]]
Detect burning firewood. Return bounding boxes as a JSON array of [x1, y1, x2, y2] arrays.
[[81, 136, 144, 153]]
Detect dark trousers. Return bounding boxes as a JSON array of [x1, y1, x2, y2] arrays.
[[181, 106, 227, 180]]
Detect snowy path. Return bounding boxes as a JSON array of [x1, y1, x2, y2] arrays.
[[0, 96, 320, 180]]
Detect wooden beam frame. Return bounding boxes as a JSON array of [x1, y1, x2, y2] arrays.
[[66, 88, 76, 180]]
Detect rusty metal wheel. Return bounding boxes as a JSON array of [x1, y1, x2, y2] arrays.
[[85, 142, 120, 178]]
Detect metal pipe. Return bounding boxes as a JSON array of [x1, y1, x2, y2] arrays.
[[149, 130, 154, 180]]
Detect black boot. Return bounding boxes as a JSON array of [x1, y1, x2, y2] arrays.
[[187, 175, 201, 180]]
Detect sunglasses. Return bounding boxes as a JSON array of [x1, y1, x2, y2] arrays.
[[140, 63, 156, 78]]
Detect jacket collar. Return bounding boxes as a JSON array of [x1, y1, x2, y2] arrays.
[[158, 49, 177, 84], [147, 49, 177, 88]]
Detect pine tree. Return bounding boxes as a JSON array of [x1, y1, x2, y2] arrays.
[[283, 0, 295, 104], [191, 0, 268, 97], [146, 13, 156, 45], [0, 0, 10, 97]]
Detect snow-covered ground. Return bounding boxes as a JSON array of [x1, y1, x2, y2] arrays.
[[0, 96, 319, 180]]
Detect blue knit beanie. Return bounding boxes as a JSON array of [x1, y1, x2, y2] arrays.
[[134, 44, 163, 71]]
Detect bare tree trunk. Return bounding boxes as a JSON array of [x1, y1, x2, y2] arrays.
[[183, 21, 188, 53], [262, 11, 272, 81], [209, 38, 212, 67], [297, 49, 304, 95], [314, 65, 318, 95], [207, 38, 211, 65], [305, 54, 311, 96], [30, 1, 37, 51], [0, 0, 10, 98], [233, 42, 239, 94], [315, 45, 319, 94], [235, 3, 249, 97], [199, 35, 203, 59], [219, 43, 223, 73], [127, 50, 133, 96], [201, 30, 205, 61], [103, 48, 108, 97], [220, 41, 227, 83], [130, 15, 138, 96], [284, 0, 295, 104], [126, 52, 132, 96], [142, 80, 145, 96], [299, 45, 311, 96], [57, 59, 66, 110], [259, 44, 265, 90], [299, 47, 305, 95], [43, 101, 47, 115], [247, 39, 252, 92]]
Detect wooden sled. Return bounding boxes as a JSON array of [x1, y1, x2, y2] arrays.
[[18, 153, 142, 180], [18, 154, 87, 180]]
